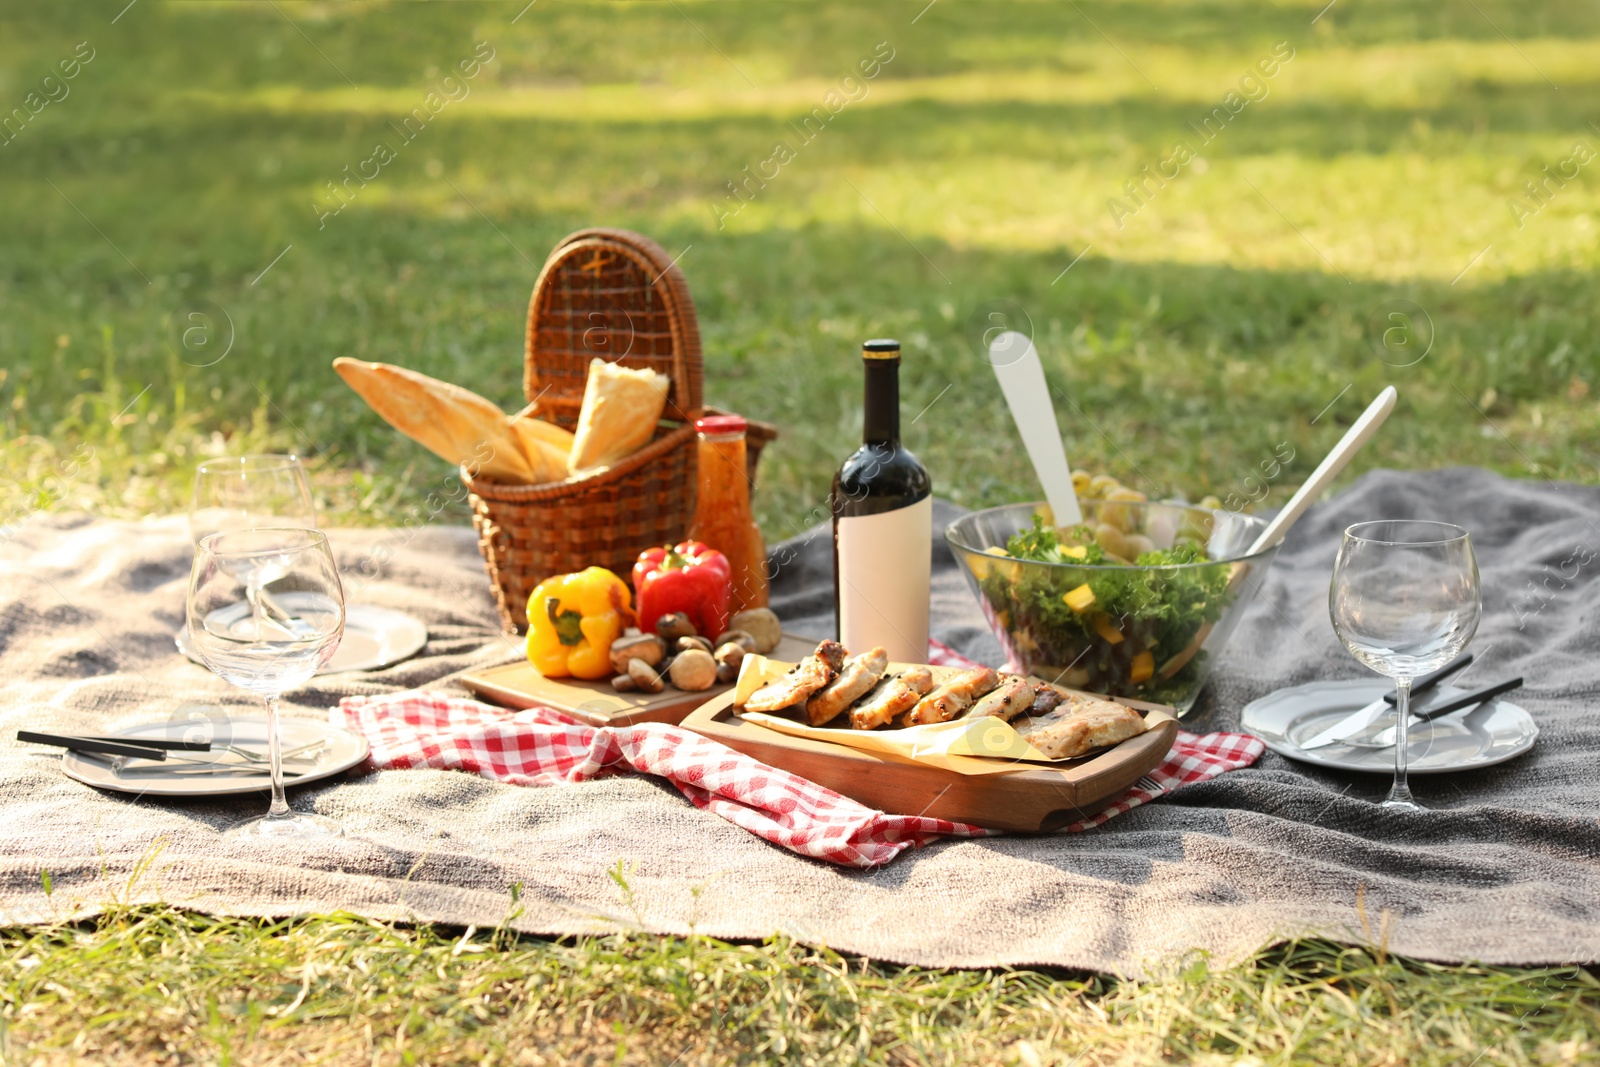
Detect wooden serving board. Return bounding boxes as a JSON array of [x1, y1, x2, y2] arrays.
[[459, 633, 821, 728], [681, 682, 1179, 833]]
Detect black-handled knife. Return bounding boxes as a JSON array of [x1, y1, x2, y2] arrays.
[[1301, 653, 1479, 750], [1409, 676, 1524, 723], [1382, 653, 1476, 705], [17, 731, 169, 761], [1354, 675, 1526, 747], [84, 735, 210, 752]]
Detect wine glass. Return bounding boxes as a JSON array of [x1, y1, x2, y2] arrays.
[[1329, 521, 1481, 811], [187, 527, 345, 837], [189, 454, 319, 644], [189, 454, 316, 544]]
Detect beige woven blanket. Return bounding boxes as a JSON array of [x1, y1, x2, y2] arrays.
[[1, 467, 1596, 977]]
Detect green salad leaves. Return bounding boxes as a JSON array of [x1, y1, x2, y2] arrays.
[[977, 515, 1235, 705]]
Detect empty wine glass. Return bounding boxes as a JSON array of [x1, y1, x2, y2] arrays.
[[187, 528, 345, 837], [189, 454, 319, 643], [189, 454, 315, 544], [1330, 521, 1481, 811]]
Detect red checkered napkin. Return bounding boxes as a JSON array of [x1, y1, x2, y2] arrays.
[[331, 645, 1262, 867], [332, 692, 985, 868]]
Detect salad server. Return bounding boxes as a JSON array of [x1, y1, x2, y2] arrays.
[[988, 330, 1082, 527], [1245, 386, 1396, 555]]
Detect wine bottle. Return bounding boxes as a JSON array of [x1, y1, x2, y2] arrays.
[[832, 338, 932, 664]]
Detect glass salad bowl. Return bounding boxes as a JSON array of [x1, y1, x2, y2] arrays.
[[945, 500, 1280, 716]]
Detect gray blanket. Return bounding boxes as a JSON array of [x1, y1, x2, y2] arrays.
[[1, 467, 1597, 977]]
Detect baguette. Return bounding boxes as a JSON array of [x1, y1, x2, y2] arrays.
[[332, 358, 539, 483], [506, 415, 575, 482]]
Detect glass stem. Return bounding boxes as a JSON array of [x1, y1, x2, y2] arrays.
[[1387, 676, 1414, 807], [265, 692, 290, 819]]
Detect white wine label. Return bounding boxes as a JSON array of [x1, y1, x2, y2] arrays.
[[837, 495, 931, 663]]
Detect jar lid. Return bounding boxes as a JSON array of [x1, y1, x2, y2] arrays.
[[695, 414, 748, 435]]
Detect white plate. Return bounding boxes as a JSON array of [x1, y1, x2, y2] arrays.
[[61, 713, 369, 797], [1241, 679, 1538, 774], [175, 603, 427, 675]]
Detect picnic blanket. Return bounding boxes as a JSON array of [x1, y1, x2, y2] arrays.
[[1, 466, 1598, 977]]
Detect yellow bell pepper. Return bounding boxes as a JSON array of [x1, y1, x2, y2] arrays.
[[1092, 614, 1125, 645], [1062, 583, 1096, 613], [526, 567, 633, 680]]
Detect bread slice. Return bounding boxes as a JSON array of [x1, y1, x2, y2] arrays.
[[567, 359, 670, 474], [1015, 695, 1147, 760], [332, 358, 539, 484]]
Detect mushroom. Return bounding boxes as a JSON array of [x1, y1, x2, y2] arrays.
[[611, 673, 638, 693], [716, 662, 738, 684], [627, 658, 665, 694], [655, 612, 698, 642], [668, 649, 717, 692], [713, 641, 746, 670], [728, 608, 781, 654], [676, 635, 713, 655], [712, 629, 757, 654], [610, 633, 667, 674]]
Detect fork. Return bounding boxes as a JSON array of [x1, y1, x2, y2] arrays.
[[109, 739, 327, 774], [1134, 775, 1162, 793], [210, 738, 328, 765]]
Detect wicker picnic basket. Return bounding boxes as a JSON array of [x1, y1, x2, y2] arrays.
[[462, 227, 776, 633]]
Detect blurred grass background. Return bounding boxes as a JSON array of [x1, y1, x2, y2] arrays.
[[2, 0, 1597, 536]]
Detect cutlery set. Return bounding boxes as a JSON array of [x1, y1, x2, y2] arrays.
[[1298, 653, 1524, 752], [17, 731, 326, 777]]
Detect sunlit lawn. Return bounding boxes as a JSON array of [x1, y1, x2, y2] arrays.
[[2, 0, 1599, 1061], [3, 0, 1598, 534]]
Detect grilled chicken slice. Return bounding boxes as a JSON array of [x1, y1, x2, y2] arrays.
[[805, 646, 889, 726], [961, 677, 1036, 723], [743, 641, 843, 713], [903, 667, 1001, 726], [1028, 681, 1064, 716], [1016, 696, 1146, 760], [815, 640, 847, 674], [849, 666, 935, 730]]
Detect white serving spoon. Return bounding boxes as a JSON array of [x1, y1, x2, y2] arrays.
[[988, 330, 1082, 526], [1246, 385, 1398, 555], [1161, 385, 1398, 684]]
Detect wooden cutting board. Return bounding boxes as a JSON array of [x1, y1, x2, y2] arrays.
[[458, 633, 821, 727], [680, 681, 1178, 833]]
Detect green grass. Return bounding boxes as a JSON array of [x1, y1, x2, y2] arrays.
[[2, 904, 1598, 1066], [3, 1, 1599, 534], [4, 1, 1600, 1061]]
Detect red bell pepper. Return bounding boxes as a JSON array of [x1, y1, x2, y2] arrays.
[[632, 541, 733, 639]]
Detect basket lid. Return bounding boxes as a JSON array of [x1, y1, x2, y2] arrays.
[[524, 228, 704, 429]]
